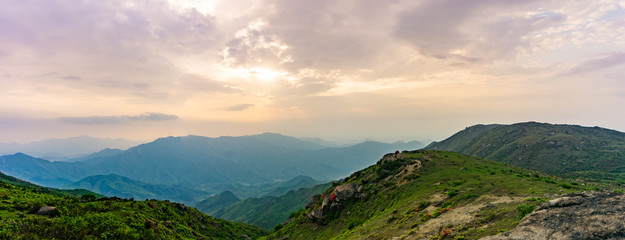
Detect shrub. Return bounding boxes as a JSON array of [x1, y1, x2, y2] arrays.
[[516, 203, 536, 220], [447, 189, 459, 198]]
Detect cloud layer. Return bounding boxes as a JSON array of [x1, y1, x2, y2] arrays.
[[1, 0, 624, 143], [59, 113, 179, 125]]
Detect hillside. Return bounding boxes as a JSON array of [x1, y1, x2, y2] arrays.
[[65, 174, 211, 204], [425, 122, 625, 182], [0, 172, 268, 239], [201, 183, 331, 230], [196, 191, 241, 216], [265, 150, 591, 239]]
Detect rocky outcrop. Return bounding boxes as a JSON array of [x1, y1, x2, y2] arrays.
[[36, 206, 58, 216], [379, 151, 403, 164], [332, 183, 362, 202], [306, 183, 365, 222], [482, 191, 625, 240]]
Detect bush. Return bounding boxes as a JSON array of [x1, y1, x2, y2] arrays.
[[447, 189, 459, 198], [81, 194, 97, 202], [516, 203, 536, 220]]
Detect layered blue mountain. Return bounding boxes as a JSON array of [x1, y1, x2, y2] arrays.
[[0, 133, 423, 202], [0, 136, 140, 161]]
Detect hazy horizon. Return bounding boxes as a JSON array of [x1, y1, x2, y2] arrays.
[[2, 0, 624, 143]]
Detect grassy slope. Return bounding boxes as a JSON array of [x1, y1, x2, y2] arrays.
[[425, 122, 625, 183], [0, 171, 100, 198], [211, 183, 331, 230], [196, 191, 241, 216], [265, 150, 594, 240], [0, 173, 268, 239]]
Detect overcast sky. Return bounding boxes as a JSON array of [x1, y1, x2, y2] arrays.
[[1, 0, 624, 144]]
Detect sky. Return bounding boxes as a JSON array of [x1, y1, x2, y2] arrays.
[[1, 0, 625, 144]]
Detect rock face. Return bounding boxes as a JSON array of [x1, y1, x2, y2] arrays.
[[306, 183, 364, 222], [482, 191, 625, 240]]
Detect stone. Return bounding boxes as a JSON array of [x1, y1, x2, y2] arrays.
[[36, 206, 57, 216], [379, 152, 402, 164], [333, 183, 361, 202], [482, 191, 625, 240], [307, 209, 324, 221]]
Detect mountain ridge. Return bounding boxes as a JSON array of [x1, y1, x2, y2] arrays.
[[424, 122, 625, 181]]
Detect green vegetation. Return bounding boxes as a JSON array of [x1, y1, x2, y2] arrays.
[[425, 122, 625, 183], [195, 191, 241, 216], [264, 150, 592, 240], [65, 174, 211, 205], [206, 183, 331, 230], [0, 172, 268, 239]]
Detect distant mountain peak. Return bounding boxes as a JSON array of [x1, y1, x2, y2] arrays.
[[425, 122, 625, 176]]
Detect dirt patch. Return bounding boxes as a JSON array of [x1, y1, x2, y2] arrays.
[[396, 160, 422, 186], [406, 195, 527, 239]]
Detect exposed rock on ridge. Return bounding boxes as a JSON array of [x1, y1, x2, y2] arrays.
[[306, 183, 365, 222], [482, 191, 625, 240]]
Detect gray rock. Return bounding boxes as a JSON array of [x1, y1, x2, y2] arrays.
[[36, 206, 57, 216], [307, 209, 324, 221], [330, 202, 343, 211], [379, 152, 403, 164], [321, 194, 332, 210], [481, 191, 625, 240], [333, 183, 358, 201]]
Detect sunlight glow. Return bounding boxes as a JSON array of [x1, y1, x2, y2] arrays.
[[247, 67, 287, 82], [166, 0, 216, 16]]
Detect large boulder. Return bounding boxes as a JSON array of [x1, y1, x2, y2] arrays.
[[379, 151, 403, 164], [36, 206, 61, 217], [332, 183, 364, 202], [307, 209, 324, 221], [307, 183, 364, 222], [482, 191, 625, 240]]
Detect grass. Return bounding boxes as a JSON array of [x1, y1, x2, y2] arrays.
[[0, 173, 268, 239], [264, 150, 594, 240]]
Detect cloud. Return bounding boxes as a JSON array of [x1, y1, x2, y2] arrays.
[[0, 0, 225, 101], [561, 52, 625, 76], [226, 104, 255, 111], [62, 75, 81, 81], [393, 0, 568, 63], [59, 113, 178, 125]]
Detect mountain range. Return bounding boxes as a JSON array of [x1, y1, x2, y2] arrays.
[[0, 133, 423, 203], [0, 136, 141, 161], [2, 123, 625, 239]]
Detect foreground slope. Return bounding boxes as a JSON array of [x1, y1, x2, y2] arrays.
[[483, 191, 625, 240], [0, 172, 267, 239], [266, 150, 588, 240], [425, 122, 625, 181]]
